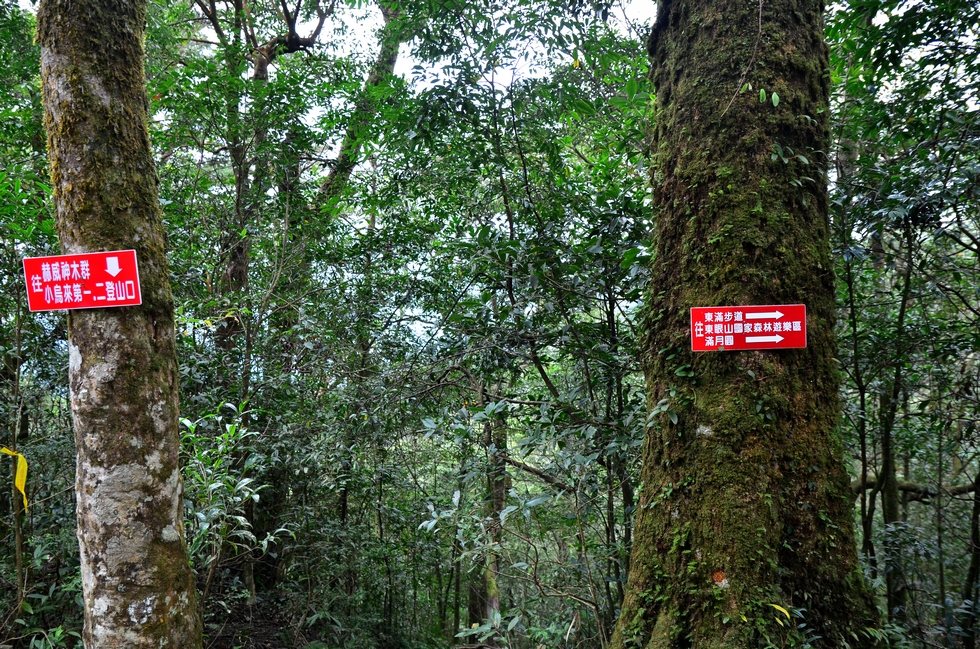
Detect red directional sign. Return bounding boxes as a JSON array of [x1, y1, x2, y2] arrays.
[[691, 304, 807, 351], [23, 250, 142, 312]]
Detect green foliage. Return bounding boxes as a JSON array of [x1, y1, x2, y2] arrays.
[[829, 0, 980, 644], [181, 407, 285, 577]]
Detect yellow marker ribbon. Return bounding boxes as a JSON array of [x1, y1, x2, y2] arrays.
[[0, 447, 28, 512]]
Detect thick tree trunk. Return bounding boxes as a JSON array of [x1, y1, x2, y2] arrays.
[[37, 0, 202, 645], [610, 2, 878, 648]]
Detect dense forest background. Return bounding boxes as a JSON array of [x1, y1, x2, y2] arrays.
[[1, 0, 979, 647]]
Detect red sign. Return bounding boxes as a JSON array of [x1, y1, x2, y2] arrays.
[[691, 304, 806, 351], [23, 250, 142, 312]]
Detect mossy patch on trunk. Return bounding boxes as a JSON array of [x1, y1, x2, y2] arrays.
[[612, 1, 880, 648]]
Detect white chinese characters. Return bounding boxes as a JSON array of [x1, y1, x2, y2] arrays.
[[23, 250, 142, 312], [691, 305, 807, 351], [95, 281, 138, 302], [693, 311, 801, 340]]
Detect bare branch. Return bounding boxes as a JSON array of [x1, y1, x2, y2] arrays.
[[851, 476, 976, 502], [502, 456, 573, 493]]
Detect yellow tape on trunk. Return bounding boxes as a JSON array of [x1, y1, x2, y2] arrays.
[[0, 447, 28, 512]]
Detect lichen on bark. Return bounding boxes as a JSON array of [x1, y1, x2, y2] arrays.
[[37, 0, 202, 645], [611, 1, 880, 648]]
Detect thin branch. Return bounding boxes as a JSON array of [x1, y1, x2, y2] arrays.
[[851, 476, 976, 502], [529, 350, 561, 401], [947, 227, 980, 254], [502, 456, 573, 493], [934, 282, 980, 320]]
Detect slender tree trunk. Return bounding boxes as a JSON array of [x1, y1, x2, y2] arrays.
[[484, 415, 507, 645], [37, 0, 202, 645], [468, 574, 487, 629], [879, 389, 906, 622], [3, 304, 26, 604], [11, 399, 26, 605], [878, 217, 915, 625], [318, 3, 403, 205], [844, 252, 878, 576], [452, 535, 462, 641], [961, 469, 980, 649], [611, 2, 878, 647]]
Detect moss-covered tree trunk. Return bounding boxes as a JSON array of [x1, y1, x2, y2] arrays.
[[610, 2, 879, 648], [37, 0, 202, 645]]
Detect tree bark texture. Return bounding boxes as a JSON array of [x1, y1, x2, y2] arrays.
[[484, 415, 507, 646], [611, 1, 879, 648], [961, 469, 980, 649], [37, 0, 203, 645]]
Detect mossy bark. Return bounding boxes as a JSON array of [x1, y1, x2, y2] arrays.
[[37, 0, 202, 645], [610, 2, 879, 648]]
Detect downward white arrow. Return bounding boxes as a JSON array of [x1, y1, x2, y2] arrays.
[[105, 256, 121, 277], [746, 334, 784, 344], [745, 310, 784, 320]]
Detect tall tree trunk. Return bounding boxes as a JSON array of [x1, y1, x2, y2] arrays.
[[2, 306, 26, 604], [960, 469, 980, 649], [879, 389, 905, 622], [468, 573, 487, 629], [843, 250, 878, 576], [451, 535, 462, 640], [318, 3, 403, 205], [878, 216, 915, 625], [484, 413, 507, 645], [37, 0, 202, 645], [611, 1, 878, 647]]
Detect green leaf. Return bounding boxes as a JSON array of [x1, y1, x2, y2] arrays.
[[621, 247, 641, 269], [771, 92, 779, 107], [572, 99, 595, 117], [759, 88, 767, 103], [668, 410, 678, 425]]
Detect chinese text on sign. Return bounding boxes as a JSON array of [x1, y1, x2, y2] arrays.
[[23, 250, 142, 312], [690, 304, 807, 351]]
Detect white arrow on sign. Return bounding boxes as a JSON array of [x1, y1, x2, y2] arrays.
[[746, 334, 784, 344], [745, 310, 784, 320], [105, 256, 121, 277]]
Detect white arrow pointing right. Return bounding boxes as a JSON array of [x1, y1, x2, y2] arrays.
[[746, 334, 784, 344], [745, 310, 784, 320], [105, 256, 121, 277]]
